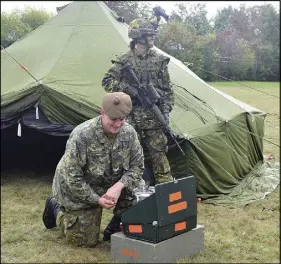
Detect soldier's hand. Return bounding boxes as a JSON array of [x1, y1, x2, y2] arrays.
[[103, 182, 124, 204], [98, 197, 115, 209]]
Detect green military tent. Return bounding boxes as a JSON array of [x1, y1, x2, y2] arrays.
[[1, 1, 279, 206]]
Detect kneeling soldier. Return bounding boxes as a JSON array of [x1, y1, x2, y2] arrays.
[[42, 92, 144, 247]]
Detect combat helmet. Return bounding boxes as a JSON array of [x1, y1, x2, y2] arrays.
[[128, 18, 158, 39]]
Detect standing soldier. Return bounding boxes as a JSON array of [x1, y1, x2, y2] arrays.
[[102, 7, 174, 186]]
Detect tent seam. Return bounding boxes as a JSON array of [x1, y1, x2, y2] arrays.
[[44, 3, 82, 84]]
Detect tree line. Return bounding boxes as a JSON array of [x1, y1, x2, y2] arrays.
[[1, 7, 53, 48], [105, 1, 280, 82], [1, 2, 279, 81]]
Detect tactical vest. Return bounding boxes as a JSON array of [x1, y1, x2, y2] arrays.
[[120, 50, 169, 92], [118, 50, 170, 130]]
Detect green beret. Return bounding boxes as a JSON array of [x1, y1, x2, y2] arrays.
[[102, 92, 132, 119]]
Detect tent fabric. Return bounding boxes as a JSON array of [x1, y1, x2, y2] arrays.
[[21, 107, 74, 136], [202, 161, 280, 207], [1, 98, 74, 136], [1, 1, 279, 206]]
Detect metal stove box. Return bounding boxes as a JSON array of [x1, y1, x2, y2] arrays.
[[121, 176, 197, 243]]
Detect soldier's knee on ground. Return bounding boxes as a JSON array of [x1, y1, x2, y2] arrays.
[[57, 208, 102, 247]]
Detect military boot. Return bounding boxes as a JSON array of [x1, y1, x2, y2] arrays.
[[42, 196, 60, 229], [103, 215, 121, 241]]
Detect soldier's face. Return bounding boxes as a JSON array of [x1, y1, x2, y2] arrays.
[[146, 34, 155, 48], [137, 35, 155, 48], [101, 110, 126, 134]]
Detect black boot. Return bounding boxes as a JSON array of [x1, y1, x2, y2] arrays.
[[103, 215, 121, 241], [42, 196, 60, 229]]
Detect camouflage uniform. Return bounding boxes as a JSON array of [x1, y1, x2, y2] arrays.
[[102, 48, 174, 184], [52, 116, 144, 247]]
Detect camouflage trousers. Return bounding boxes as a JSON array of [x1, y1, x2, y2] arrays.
[[56, 189, 133, 247], [141, 129, 172, 184], [127, 111, 172, 184]]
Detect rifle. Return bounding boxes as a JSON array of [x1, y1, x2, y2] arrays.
[[121, 63, 185, 156], [153, 6, 169, 22]]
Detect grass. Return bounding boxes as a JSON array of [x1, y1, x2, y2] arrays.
[[1, 81, 280, 263]]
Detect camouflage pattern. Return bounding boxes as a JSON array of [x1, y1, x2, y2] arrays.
[[142, 129, 172, 184], [102, 49, 174, 129], [56, 206, 102, 247], [55, 189, 134, 247], [102, 49, 174, 183], [52, 116, 144, 211], [128, 18, 157, 39], [113, 188, 134, 215]]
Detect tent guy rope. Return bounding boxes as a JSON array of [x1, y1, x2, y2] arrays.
[[1, 45, 41, 85]]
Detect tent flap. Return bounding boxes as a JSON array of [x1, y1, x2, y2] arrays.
[[202, 161, 280, 207]]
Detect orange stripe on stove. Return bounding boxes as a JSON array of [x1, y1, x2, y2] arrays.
[[175, 221, 186, 231], [168, 201, 187, 214], [169, 191, 182, 202], [128, 225, 143, 233]]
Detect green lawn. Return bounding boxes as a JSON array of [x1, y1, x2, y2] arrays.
[[1, 81, 280, 263], [210, 81, 279, 89]]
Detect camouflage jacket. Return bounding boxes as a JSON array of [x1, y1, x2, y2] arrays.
[[102, 48, 175, 129], [52, 116, 144, 210]]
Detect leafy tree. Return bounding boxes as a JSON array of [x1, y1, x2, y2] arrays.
[[1, 10, 30, 47], [1, 7, 53, 48], [185, 3, 212, 36], [213, 3, 279, 81], [213, 6, 235, 33], [20, 7, 53, 30], [197, 34, 221, 81], [155, 21, 210, 79], [169, 3, 189, 22], [103, 1, 152, 23], [248, 5, 280, 48], [230, 38, 255, 80], [254, 44, 279, 81], [170, 3, 212, 35], [155, 20, 197, 61], [248, 5, 280, 81]]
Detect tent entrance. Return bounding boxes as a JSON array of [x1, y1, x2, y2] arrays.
[[1, 124, 68, 171]]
